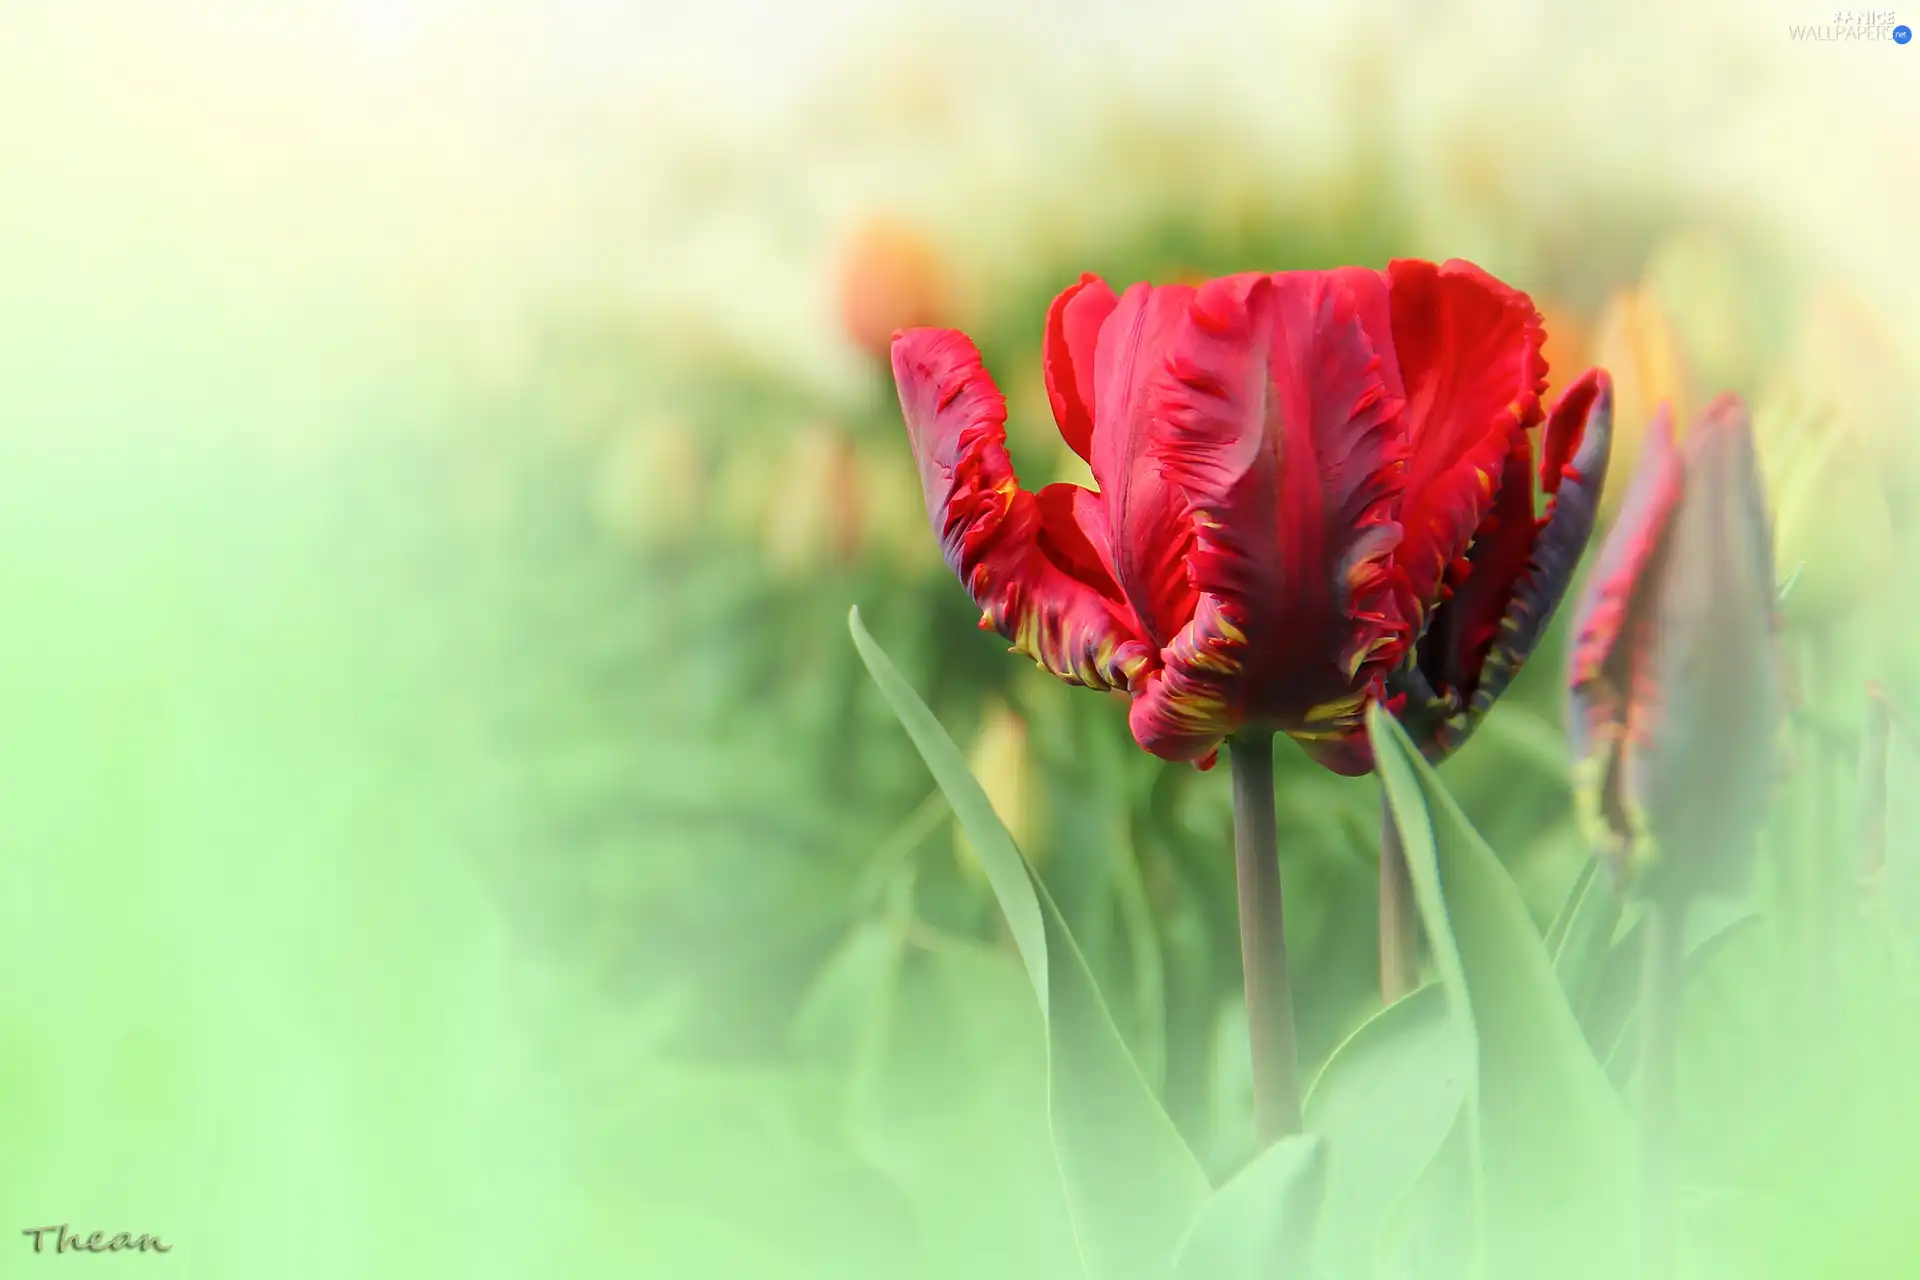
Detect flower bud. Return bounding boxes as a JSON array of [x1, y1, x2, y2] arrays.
[[593, 418, 704, 549], [1753, 288, 1905, 624], [1568, 396, 1785, 901], [764, 424, 867, 575], [1589, 282, 1689, 521], [859, 444, 941, 574], [1754, 390, 1893, 627], [1642, 228, 1763, 398], [715, 442, 780, 545]]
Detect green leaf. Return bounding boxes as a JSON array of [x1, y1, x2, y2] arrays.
[[1543, 857, 1600, 956], [1548, 856, 1625, 1019], [850, 608, 1212, 1279], [1170, 1135, 1326, 1280], [1367, 705, 1634, 1280], [1595, 904, 1765, 1083], [1775, 559, 1805, 607], [1302, 983, 1467, 1279], [861, 945, 1088, 1280], [1378, 1111, 1477, 1280], [790, 917, 904, 1069], [1468, 704, 1578, 780]]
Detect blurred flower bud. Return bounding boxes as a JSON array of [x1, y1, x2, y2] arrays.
[[1754, 391, 1893, 627], [1789, 288, 1913, 440], [1642, 228, 1763, 398], [837, 216, 953, 361], [593, 418, 704, 549], [715, 440, 781, 545], [859, 444, 941, 574], [764, 423, 867, 575], [1589, 281, 1689, 521], [1753, 288, 1905, 624], [1567, 396, 1785, 902], [955, 696, 1038, 873]]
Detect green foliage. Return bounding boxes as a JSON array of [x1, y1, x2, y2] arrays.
[[1548, 856, 1625, 1015], [1170, 1135, 1326, 1280], [1303, 984, 1465, 1277], [1371, 706, 1635, 1279], [853, 609, 1335, 1278]]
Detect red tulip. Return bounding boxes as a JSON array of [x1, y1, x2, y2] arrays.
[[892, 260, 1609, 771]]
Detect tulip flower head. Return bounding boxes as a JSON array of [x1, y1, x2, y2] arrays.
[[1568, 395, 1784, 900], [891, 260, 1612, 771]]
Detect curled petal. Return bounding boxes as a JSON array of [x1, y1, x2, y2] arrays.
[[1386, 258, 1549, 633], [892, 328, 1152, 690], [1128, 271, 1409, 763], [1043, 273, 1118, 463]]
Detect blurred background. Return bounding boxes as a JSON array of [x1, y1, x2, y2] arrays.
[[1, 0, 1916, 1275]]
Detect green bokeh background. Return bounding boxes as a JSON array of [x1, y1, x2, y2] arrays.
[[2, 2, 1917, 1275]]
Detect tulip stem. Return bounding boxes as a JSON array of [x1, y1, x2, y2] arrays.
[[1638, 896, 1687, 1280], [1229, 732, 1303, 1147], [1378, 790, 1420, 1003]]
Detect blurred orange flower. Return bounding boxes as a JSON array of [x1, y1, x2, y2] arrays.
[[837, 216, 954, 360], [1588, 280, 1689, 520], [1537, 298, 1591, 410]]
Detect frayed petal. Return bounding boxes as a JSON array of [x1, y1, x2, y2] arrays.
[[1481, 366, 1615, 690], [892, 327, 1153, 690], [1416, 431, 1536, 701], [1127, 594, 1249, 762], [1386, 258, 1549, 635], [1401, 368, 1616, 759]]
